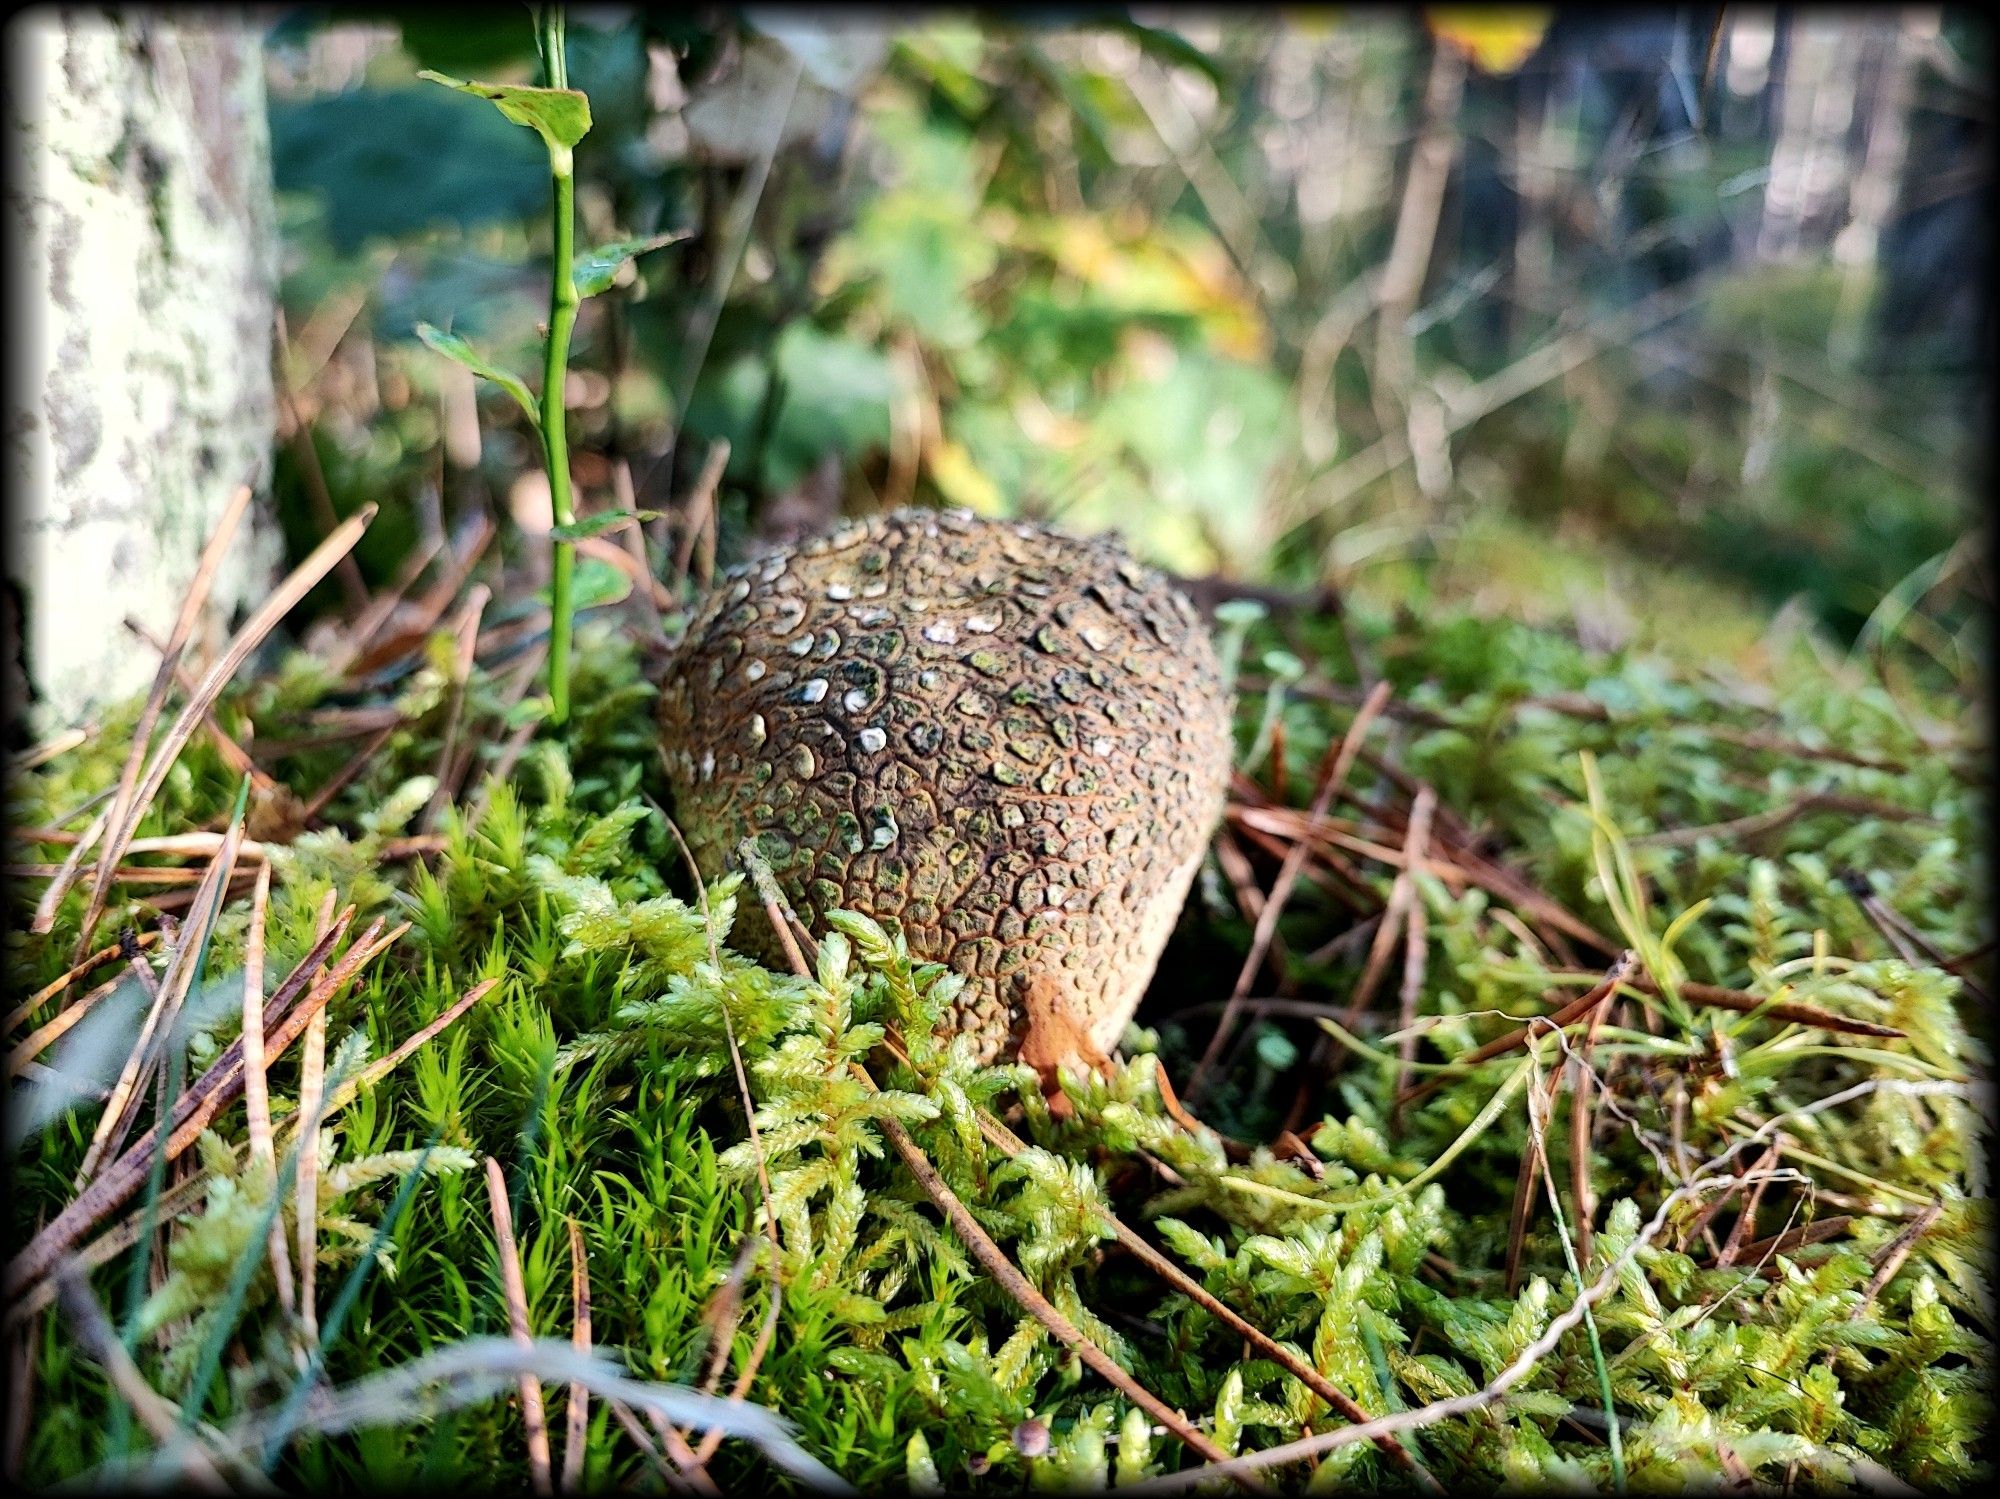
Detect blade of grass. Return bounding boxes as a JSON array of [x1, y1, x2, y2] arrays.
[[75, 502, 377, 958], [486, 1156, 554, 1494], [49, 483, 251, 942], [563, 1218, 590, 1494]]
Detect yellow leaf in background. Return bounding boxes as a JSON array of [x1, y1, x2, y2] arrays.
[[1279, 9, 1345, 40], [1425, 9, 1553, 73], [927, 438, 1004, 515]]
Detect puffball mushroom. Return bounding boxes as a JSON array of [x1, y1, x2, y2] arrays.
[[659, 508, 1233, 1074]]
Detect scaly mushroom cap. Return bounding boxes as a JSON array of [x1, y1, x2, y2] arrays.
[[659, 508, 1233, 1064]]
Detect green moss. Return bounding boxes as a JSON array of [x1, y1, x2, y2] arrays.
[[5, 575, 1988, 1490]]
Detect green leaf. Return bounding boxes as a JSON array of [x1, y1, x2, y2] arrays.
[[548, 509, 662, 543], [504, 694, 553, 730], [417, 70, 592, 161], [413, 322, 540, 429], [538, 557, 632, 612], [574, 233, 688, 298]]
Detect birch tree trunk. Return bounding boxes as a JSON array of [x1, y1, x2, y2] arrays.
[[5, 9, 278, 733]]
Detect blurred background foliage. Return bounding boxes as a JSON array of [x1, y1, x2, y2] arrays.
[[263, 6, 1988, 673]]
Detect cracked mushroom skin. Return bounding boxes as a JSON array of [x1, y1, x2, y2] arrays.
[[658, 507, 1234, 1067]]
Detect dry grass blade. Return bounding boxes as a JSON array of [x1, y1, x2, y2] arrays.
[[672, 827, 784, 1472], [735, 838, 1253, 1484], [5, 913, 391, 1299], [1503, 1066, 1568, 1293], [340, 532, 445, 667], [74, 502, 378, 959], [297, 722, 398, 825], [1398, 952, 1637, 1114], [606, 1400, 688, 1492], [612, 457, 669, 645], [45, 484, 252, 943], [1390, 785, 1437, 1116], [423, 583, 493, 828], [13, 722, 96, 772], [1118, 1086, 1901, 1495], [241, 862, 296, 1315], [672, 440, 732, 593], [1568, 989, 1613, 1265], [1335, 859, 1413, 1032], [1192, 681, 1392, 1094], [295, 1002, 329, 1346], [31, 806, 110, 936], [124, 618, 282, 796], [952, 1067, 1440, 1490], [74, 809, 248, 1187], [864, 1092, 1262, 1489], [564, 1219, 591, 1494], [486, 1157, 555, 1496], [6, 973, 126, 1081], [1863, 1200, 1945, 1305], [317, 982, 499, 1121], [6, 931, 159, 1033], [54, 1268, 229, 1491], [1714, 1214, 1855, 1267], [1546, 971, 1906, 1038], [344, 514, 494, 677]]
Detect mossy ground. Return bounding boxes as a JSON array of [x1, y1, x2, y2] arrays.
[[6, 527, 1989, 1491]]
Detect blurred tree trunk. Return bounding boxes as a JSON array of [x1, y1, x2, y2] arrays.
[[5, 10, 279, 734]]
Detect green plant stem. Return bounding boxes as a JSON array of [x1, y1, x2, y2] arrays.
[[541, 5, 579, 725]]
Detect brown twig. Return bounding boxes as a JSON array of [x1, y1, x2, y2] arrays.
[[1504, 1064, 1568, 1294], [6, 973, 128, 1081], [672, 440, 731, 594], [965, 1072, 1438, 1491], [75, 815, 248, 1187], [863, 1080, 1260, 1488], [123, 619, 282, 797], [423, 584, 493, 829], [1711, 1215, 1854, 1268], [612, 457, 670, 645], [1192, 681, 1392, 1096], [1398, 953, 1637, 1114], [1545, 972, 1906, 1039], [320, 978, 502, 1117], [12, 722, 96, 772], [736, 841, 1420, 1487], [294, 927, 332, 1347], [1568, 987, 1612, 1266], [1862, 1200, 1945, 1306]]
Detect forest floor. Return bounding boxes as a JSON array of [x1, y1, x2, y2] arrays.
[[5, 502, 1989, 1491]]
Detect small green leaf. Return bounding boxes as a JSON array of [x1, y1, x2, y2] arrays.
[[417, 70, 591, 161], [539, 557, 632, 612], [548, 509, 661, 543], [573, 232, 688, 298], [505, 694, 553, 730], [413, 322, 540, 429]]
